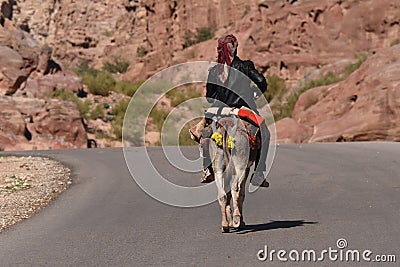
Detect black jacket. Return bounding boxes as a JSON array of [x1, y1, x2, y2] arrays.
[[206, 56, 267, 111]]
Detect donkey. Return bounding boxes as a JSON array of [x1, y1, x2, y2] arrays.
[[207, 115, 260, 233]]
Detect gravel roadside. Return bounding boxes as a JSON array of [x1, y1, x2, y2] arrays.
[[0, 156, 71, 232]]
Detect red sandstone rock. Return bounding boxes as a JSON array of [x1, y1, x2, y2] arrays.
[[20, 70, 83, 98], [275, 117, 313, 144], [0, 96, 88, 151], [0, 46, 26, 95], [291, 44, 400, 143], [8, 0, 399, 84], [0, 97, 29, 150], [33, 99, 88, 149]]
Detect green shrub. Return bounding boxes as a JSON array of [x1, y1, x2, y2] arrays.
[[264, 75, 287, 102], [90, 104, 104, 120], [95, 131, 111, 140], [166, 88, 201, 107], [74, 62, 117, 96], [302, 71, 343, 91], [274, 92, 298, 121], [48, 88, 76, 101], [114, 80, 144, 97], [196, 27, 215, 43], [82, 70, 116, 96], [179, 119, 200, 146], [344, 53, 367, 77], [274, 72, 342, 121], [46, 89, 91, 120], [136, 46, 147, 57], [140, 79, 175, 95], [112, 99, 130, 117], [74, 61, 97, 77], [102, 31, 113, 37], [184, 27, 215, 48], [111, 99, 130, 140], [79, 100, 92, 120], [149, 108, 169, 132], [102, 58, 130, 74], [183, 31, 196, 48]]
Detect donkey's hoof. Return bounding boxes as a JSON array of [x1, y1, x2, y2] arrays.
[[221, 226, 230, 233], [238, 221, 246, 230], [233, 215, 241, 228]]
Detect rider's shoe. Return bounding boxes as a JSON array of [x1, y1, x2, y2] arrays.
[[201, 167, 215, 183], [189, 117, 206, 143], [189, 127, 201, 143], [250, 171, 270, 187]]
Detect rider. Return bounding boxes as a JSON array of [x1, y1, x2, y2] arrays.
[[192, 34, 270, 187]]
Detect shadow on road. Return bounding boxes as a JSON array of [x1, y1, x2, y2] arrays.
[[235, 220, 318, 234]]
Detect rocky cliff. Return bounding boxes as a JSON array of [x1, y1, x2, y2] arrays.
[[276, 44, 400, 143], [1, 0, 400, 149], [0, 6, 88, 151], [8, 0, 400, 83]]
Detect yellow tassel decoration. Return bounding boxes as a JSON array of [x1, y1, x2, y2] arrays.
[[227, 136, 235, 150], [211, 132, 223, 147], [211, 132, 235, 150]]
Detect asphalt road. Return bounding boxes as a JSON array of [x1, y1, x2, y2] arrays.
[[0, 143, 399, 266]]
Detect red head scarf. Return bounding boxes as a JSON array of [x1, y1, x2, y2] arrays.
[[217, 34, 238, 76]]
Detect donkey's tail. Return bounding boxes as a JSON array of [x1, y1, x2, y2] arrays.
[[222, 125, 236, 177]]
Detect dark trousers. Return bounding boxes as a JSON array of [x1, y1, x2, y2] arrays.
[[254, 121, 270, 172], [202, 138, 212, 171]]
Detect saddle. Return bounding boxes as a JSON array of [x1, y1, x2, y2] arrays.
[[205, 107, 264, 127], [201, 107, 261, 150]]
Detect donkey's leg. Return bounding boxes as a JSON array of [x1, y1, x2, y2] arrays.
[[214, 170, 229, 233], [237, 167, 251, 229], [216, 171, 230, 233], [231, 188, 240, 228], [225, 191, 233, 227], [213, 147, 229, 233], [231, 166, 247, 228], [217, 188, 229, 233]]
